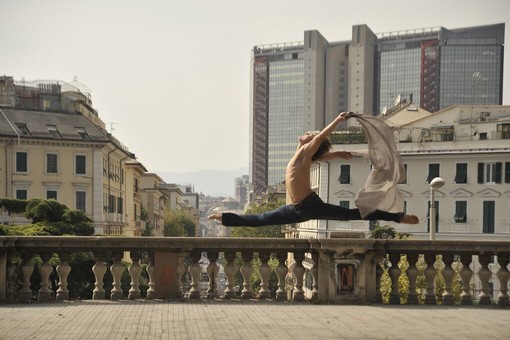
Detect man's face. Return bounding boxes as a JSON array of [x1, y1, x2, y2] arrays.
[[298, 132, 314, 145]]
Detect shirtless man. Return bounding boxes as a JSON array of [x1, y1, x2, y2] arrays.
[[208, 112, 419, 226]]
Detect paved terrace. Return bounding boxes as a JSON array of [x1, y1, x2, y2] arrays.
[[1, 237, 510, 339], [1, 300, 510, 340]]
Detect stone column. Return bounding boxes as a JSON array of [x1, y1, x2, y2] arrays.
[[110, 253, 125, 300], [459, 254, 473, 305], [257, 252, 271, 299], [477, 254, 492, 305], [0, 249, 6, 302], [375, 254, 384, 304], [388, 253, 401, 305], [56, 253, 71, 301], [187, 251, 202, 299], [292, 251, 305, 302], [275, 251, 288, 301], [222, 251, 237, 299], [19, 253, 34, 303], [406, 253, 419, 305], [310, 252, 319, 301], [176, 252, 187, 299], [128, 252, 142, 300], [496, 254, 509, 306], [240, 252, 253, 299], [424, 253, 437, 305], [146, 253, 155, 300], [37, 253, 54, 302], [5, 253, 16, 303], [206, 251, 219, 299], [441, 254, 455, 305], [92, 254, 107, 300]]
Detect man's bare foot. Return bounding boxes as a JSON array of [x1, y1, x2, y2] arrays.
[[208, 213, 222, 222], [400, 214, 419, 224]]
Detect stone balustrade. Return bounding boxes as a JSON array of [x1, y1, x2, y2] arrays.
[[0, 236, 508, 306]]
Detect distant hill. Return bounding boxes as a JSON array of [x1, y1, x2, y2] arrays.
[[157, 167, 249, 197]]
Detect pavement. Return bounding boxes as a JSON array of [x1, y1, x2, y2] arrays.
[[0, 300, 509, 340]]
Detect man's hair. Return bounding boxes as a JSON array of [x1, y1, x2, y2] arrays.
[[312, 137, 332, 161]]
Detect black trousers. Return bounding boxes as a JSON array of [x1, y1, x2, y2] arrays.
[[222, 192, 404, 227]]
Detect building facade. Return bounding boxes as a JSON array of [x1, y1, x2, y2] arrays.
[[0, 76, 149, 235], [296, 105, 510, 239], [250, 23, 505, 193]]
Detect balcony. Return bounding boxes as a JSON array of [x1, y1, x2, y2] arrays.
[[1, 236, 508, 306]]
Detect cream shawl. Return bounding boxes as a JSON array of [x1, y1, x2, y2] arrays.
[[349, 114, 405, 218]]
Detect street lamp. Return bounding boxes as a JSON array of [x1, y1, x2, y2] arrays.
[[429, 177, 445, 240]]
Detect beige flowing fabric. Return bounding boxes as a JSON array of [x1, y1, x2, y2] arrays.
[[349, 113, 406, 219]]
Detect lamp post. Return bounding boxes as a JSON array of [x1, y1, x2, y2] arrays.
[[429, 177, 445, 240]]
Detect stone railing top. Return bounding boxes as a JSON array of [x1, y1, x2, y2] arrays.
[[0, 236, 311, 253], [1, 236, 509, 256]]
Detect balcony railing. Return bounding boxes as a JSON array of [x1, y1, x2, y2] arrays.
[[0, 237, 508, 306]]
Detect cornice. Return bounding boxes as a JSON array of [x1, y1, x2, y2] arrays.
[[0, 137, 105, 149]]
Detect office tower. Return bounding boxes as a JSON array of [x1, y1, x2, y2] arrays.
[[249, 23, 505, 193]]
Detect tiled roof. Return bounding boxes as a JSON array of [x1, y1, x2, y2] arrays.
[[0, 108, 109, 142]]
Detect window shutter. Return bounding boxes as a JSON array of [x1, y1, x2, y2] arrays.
[[495, 162, 502, 183], [477, 163, 484, 183]]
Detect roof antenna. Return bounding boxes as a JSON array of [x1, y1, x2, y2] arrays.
[[107, 122, 117, 133]]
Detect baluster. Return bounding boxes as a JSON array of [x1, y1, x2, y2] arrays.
[[37, 252, 54, 302], [275, 252, 288, 301], [388, 253, 401, 305], [92, 254, 107, 300], [206, 251, 219, 299], [375, 254, 384, 304], [56, 253, 71, 301], [496, 254, 509, 306], [223, 251, 236, 299], [188, 251, 202, 299], [424, 253, 437, 305], [292, 251, 305, 302], [240, 252, 253, 299], [146, 252, 155, 300], [477, 254, 492, 305], [176, 252, 187, 299], [310, 252, 319, 301], [406, 253, 419, 305], [258, 252, 271, 299], [459, 254, 474, 305], [128, 252, 142, 300], [19, 253, 34, 303], [441, 254, 455, 305], [110, 253, 125, 300], [5, 253, 16, 303]]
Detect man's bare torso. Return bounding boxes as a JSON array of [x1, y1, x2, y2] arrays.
[[285, 146, 313, 204]]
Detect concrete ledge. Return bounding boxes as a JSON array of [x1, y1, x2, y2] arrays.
[[330, 231, 365, 238]]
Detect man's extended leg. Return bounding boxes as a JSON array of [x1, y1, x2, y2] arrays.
[[209, 204, 306, 227], [296, 193, 418, 224]]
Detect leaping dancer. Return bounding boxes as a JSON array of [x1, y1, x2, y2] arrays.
[[208, 112, 418, 227]]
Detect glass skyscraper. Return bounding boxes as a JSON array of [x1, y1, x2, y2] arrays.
[[250, 23, 505, 193], [251, 43, 304, 193]]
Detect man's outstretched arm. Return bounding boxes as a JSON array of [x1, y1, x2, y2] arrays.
[[307, 112, 351, 153], [317, 151, 353, 161]]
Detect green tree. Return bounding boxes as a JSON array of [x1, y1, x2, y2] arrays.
[[368, 224, 410, 240], [164, 209, 196, 237], [230, 199, 287, 238], [25, 199, 68, 223], [140, 204, 153, 236], [0, 198, 93, 236], [1, 198, 95, 299]]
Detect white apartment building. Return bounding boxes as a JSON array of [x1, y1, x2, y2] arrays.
[[297, 104, 510, 240]]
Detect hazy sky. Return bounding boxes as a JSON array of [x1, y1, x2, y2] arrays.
[[1, 0, 509, 174]]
